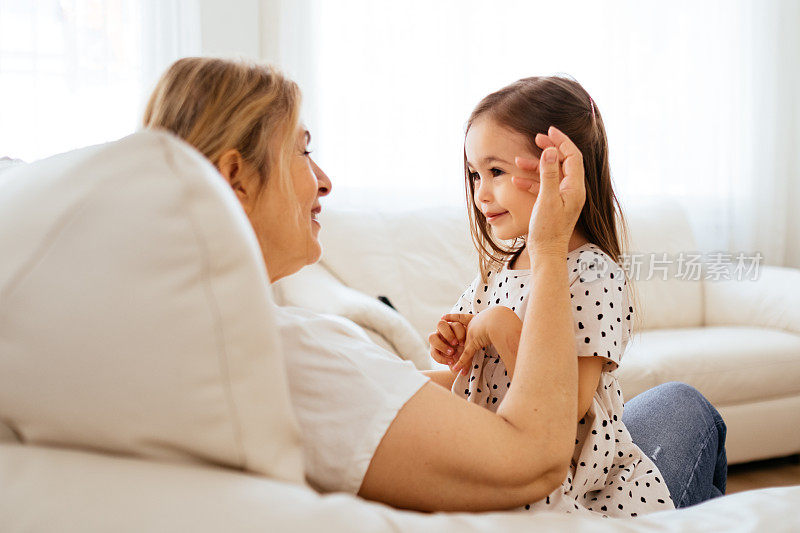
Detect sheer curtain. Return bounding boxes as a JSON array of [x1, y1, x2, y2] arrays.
[[0, 0, 200, 162], [272, 0, 799, 267]]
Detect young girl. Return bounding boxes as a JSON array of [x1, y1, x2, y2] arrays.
[[428, 76, 674, 518]]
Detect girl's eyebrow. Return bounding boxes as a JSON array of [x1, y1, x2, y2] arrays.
[[480, 155, 512, 166]]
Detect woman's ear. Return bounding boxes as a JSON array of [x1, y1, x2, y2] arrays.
[[217, 149, 253, 211]]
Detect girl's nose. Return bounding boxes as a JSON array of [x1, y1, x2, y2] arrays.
[[475, 180, 492, 203]]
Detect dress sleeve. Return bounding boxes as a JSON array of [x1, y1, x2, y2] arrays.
[[570, 259, 628, 370], [450, 275, 480, 315]]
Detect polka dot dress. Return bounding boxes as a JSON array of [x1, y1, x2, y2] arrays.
[[449, 243, 675, 518]]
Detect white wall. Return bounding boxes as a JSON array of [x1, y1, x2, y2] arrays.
[[198, 0, 261, 58]]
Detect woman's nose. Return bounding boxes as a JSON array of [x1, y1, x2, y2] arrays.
[[310, 158, 331, 196]]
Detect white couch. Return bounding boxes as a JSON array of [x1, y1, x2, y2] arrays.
[[1, 133, 799, 532], [273, 201, 800, 465]]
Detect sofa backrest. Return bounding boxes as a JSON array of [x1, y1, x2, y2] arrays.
[[317, 197, 703, 342], [0, 131, 304, 483]]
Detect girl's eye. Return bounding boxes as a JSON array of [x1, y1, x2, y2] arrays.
[[490, 167, 505, 178], [468, 170, 480, 182]]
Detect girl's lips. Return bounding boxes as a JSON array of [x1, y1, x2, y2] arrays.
[[486, 211, 508, 223]]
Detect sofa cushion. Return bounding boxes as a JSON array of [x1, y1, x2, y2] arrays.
[[618, 326, 800, 405], [0, 131, 304, 483], [621, 198, 704, 330], [318, 206, 478, 342]]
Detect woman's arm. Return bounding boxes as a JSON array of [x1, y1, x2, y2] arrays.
[[359, 253, 577, 512], [477, 308, 604, 422], [359, 132, 585, 512]]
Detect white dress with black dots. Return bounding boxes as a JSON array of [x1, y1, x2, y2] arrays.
[[449, 243, 675, 518]]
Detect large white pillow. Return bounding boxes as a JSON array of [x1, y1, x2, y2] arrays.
[[0, 131, 304, 483]]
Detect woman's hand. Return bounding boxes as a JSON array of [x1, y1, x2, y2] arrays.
[[427, 318, 467, 368], [445, 307, 520, 376], [512, 126, 586, 256]]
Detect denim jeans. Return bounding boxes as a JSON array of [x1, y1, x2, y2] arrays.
[[623, 381, 728, 508]]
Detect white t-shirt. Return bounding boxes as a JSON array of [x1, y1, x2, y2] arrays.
[[276, 306, 430, 494]]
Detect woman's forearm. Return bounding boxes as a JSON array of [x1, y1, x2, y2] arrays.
[[496, 251, 578, 464]]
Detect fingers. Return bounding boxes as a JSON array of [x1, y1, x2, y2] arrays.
[[436, 320, 458, 347], [511, 175, 539, 193], [450, 347, 473, 376], [452, 339, 479, 375], [546, 126, 584, 195], [428, 331, 455, 365], [441, 313, 473, 327], [450, 321, 467, 344], [537, 146, 562, 199], [534, 132, 557, 152]]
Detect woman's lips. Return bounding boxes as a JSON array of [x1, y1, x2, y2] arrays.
[[486, 211, 508, 223]]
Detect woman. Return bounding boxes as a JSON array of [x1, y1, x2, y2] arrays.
[[143, 57, 726, 512]]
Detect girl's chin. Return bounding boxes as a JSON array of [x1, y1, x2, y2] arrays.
[[491, 229, 526, 242]]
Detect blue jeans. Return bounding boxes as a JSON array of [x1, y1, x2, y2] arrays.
[[623, 382, 728, 508]]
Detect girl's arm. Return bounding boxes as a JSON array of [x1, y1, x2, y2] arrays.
[[421, 369, 459, 389], [359, 134, 586, 512]]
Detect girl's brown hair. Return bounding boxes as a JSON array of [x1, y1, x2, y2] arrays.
[[142, 57, 301, 199], [464, 75, 641, 331]]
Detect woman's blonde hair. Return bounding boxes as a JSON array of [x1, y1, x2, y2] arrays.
[[142, 57, 301, 198]]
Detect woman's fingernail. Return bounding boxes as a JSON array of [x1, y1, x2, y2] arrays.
[[545, 149, 557, 163], [447, 348, 453, 354]]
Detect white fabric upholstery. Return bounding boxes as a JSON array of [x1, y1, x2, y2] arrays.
[[272, 262, 430, 369], [704, 265, 800, 334], [0, 131, 304, 483], [621, 198, 705, 330], [317, 205, 479, 343], [1, 443, 799, 532]]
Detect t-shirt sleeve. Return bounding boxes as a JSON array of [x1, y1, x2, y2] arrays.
[[450, 275, 480, 315], [276, 307, 430, 495], [570, 258, 628, 370]]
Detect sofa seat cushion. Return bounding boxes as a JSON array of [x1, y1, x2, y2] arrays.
[[618, 326, 800, 405]]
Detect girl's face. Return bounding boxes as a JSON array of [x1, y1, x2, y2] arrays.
[[465, 117, 540, 241]]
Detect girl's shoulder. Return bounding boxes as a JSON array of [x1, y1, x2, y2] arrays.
[[567, 243, 626, 288]]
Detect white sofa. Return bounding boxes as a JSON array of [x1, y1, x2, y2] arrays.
[[273, 202, 800, 465], [1, 133, 799, 532]]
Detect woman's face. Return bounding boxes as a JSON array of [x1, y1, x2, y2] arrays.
[[234, 127, 332, 282], [465, 116, 540, 241]]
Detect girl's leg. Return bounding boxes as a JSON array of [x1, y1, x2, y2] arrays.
[[622, 381, 728, 508]]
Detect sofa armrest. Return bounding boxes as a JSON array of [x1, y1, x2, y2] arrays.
[[704, 265, 800, 335], [272, 263, 430, 369]]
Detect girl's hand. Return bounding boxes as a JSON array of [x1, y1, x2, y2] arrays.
[[511, 126, 586, 256], [427, 318, 467, 367], [445, 307, 515, 375]]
